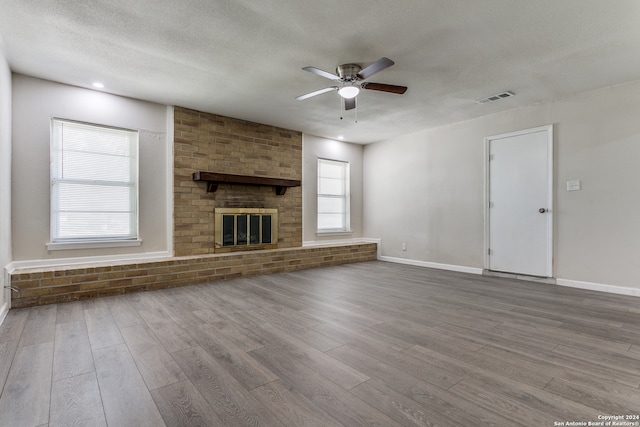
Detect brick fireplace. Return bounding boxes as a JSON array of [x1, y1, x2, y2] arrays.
[[173, 107, 302, 256]]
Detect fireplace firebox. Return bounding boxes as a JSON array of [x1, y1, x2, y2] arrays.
[[214, 208, 278, 252]]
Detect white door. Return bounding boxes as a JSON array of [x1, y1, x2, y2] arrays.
[[486, 125, 553, 277]]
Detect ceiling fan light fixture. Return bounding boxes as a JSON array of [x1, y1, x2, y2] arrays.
[[338, 85, 360, 99]]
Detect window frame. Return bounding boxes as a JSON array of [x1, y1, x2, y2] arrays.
[[316, 158, 351, 234], [48, 118, 140, 249]]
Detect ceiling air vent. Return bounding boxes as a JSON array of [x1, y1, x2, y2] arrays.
[[476, 91, 515, 104]]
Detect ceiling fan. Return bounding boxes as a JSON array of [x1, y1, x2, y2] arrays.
[[296, 57, 408, 111]]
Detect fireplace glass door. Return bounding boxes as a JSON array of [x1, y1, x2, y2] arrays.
[[215, 208, 278, 252]]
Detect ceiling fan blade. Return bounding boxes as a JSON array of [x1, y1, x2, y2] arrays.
[[344, 97, 356, 111], [295, 86, 337, 100], [302, 66, 341, 81], [361, 82, 407, 94], [357, 57, 394, 80]]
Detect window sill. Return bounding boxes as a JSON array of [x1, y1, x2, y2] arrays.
[[46, 239, 143, 251], [316, 230, 353, 236]]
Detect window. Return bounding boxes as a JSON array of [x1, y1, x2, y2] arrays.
[[50, 118, 139, 244], [317, 158, 350, 232]]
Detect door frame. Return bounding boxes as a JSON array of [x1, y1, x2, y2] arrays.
[[484, 124, 554, 277]]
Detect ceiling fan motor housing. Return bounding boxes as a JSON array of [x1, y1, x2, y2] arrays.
[[336, 64, 362, 82]]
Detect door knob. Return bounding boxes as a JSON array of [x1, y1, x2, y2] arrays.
[[539, 208, 547, 213]]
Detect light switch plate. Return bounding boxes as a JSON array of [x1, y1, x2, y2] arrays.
[[567, 180, 581, 191]]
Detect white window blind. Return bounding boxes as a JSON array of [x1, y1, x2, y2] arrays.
[[50, 118, 139, 242], [317, 158, 350, 232]]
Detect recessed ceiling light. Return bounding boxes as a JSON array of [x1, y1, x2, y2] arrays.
[[337, 135, 344, 140], [92, 82, 104, 89]]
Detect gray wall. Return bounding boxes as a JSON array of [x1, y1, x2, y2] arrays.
[[0, 38, 11, 312], [11, 75, 171, 262], [302, 134, 363, 243], [364, 80, 640, 290]]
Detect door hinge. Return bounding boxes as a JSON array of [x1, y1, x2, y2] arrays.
[[487, 248, 492, 255], [489, 154, 495, 161]]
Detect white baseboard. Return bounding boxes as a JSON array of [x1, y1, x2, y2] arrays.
[[379, 255, 483, 275], [0, 301, 8, 326], [556, 278, 640, 298], [7, 251, 173, 273]]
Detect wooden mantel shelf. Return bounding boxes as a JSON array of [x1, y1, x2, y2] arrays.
[[192, 171, 301, 195]]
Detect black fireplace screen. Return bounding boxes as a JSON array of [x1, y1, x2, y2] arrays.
[[215, 208, 278, 251], [222, 214, 272, 247]]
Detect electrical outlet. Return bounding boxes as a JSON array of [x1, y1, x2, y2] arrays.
[[401, 243, 407, 251]]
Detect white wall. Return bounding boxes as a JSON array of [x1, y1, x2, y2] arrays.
[[364, 80, 640, 291], [11, 75, 172, 263], [302, 134, 363, 243], [0, 37, 11, 315]]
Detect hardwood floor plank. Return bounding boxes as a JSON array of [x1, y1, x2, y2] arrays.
[[494, 319, 633, 352], [326, 344, 517, 427], [248, 306, 342, 352], [151, 379, 224, 427], [187, 325, 278, 390], [120, 324, 187, 390], [372, 319, 485, 353], [385, 323, 554, 389], [480, 343, 640, 390], [559, 318, 640, 344], [109, 297, 147, 329], [144, 319, 199, 354], [251, 301, 323, 330], [405, 305, 503, 331], [544, 377, 640, 415], [55, 300, 85, 325], [53, 320, 94, 381], [405, 344, 606, 421], [449, 377, 564, 426], [84, 306, 124, 350], [312, 316, 414, 352], [251, 379, 343, 427], [0, 308, 29, 343], [252, 310, 342, 351], [50, 372, 107, 427], [0, 342, 54, 427], [138, 305, 175, 326], [435, 322, 558, 356], [350, 378, 461, 427], [511, 305, 627, 329], [18, 304, 57, 347], [313, 321, 463, 390], [301, 305, 382, 328], [553, 343, 640, 375], [0, 339, 19, 388], [192, 308, 267, 352], [255, 322, 370, 390], [145, 292, 208, 329], [172, 345, 285, 426], [250, 344, 404, 427], [93, 343, 165, 427]]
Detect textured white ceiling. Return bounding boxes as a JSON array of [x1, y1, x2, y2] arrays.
[[1, 0, 640, 143]]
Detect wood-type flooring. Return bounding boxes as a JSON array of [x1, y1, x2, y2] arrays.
[[0, 260, 639, 426]]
